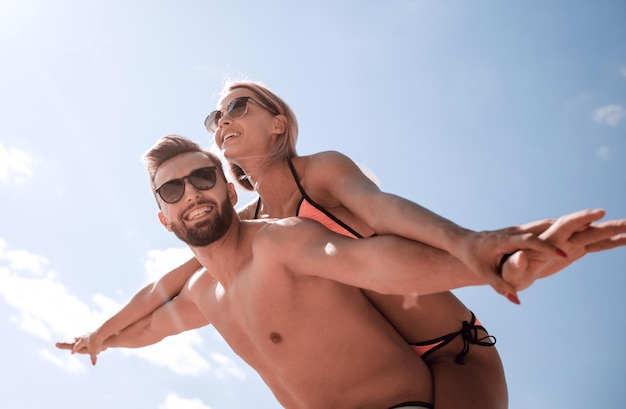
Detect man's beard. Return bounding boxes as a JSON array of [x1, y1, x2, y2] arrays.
[[170, 196, 234, 247]]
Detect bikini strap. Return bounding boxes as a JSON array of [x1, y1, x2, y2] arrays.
[[287, 157, 307, 197], [253, 158, 319, 220], [411, 311, 496, 364], [286, 157, 364, 238], [252, 197, 262, 220]]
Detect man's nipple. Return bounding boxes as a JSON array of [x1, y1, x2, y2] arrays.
[[269, 332, 283, 344]]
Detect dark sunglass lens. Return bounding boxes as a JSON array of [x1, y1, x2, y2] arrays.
[[189, 167, 217, 190], [228, 98, 248, 118], [158, 180, 185, 203]]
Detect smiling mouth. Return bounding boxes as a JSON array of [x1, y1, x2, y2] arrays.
[[222, 132, 238, 144], [185, 205, 214, 221]]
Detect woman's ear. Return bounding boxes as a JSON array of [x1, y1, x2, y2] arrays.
[[272, 114, 287, 134]]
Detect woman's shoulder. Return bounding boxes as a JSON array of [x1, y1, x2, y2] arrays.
[[300, 151, 356, 175], [308, 150, 352, 163]]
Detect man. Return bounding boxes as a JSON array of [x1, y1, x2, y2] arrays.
[[58, 136, 626, 409]]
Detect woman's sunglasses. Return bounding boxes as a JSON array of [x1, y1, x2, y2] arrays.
[[204, 96, 279, 133], [155, 166, 218, 204]]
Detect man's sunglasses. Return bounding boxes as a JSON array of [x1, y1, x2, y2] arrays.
[[204, 96, 279, 133], [155, 167, 218, 204]]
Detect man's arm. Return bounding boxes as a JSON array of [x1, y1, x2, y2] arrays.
[[76, 257, 203, 364], [56, 286, 209, 365], [268, 210, 626, 298], [261, 216, 499, 296], [80, 206, 253, 361]]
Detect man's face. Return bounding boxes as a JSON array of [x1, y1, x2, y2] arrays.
[[154, 152, 236, 247]]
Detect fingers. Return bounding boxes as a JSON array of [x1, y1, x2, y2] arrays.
[[503, 232, 566, 259], [568, 219, 626, 247], [56, 340, 99, 365], [585, 234, 626, 253], [55, 342, 74, 351], [72, 337, 85, 354], [501, 251, 532, 293], [56, 341, 87, 355], [480, 262, 521, 305], [540, 209, 606, 242]]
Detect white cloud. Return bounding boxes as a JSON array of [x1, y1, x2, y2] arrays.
[[621, 66, 626, 77], [0, 143, 34, 185], [593, 104, 625, 127], [145, 247, 195, 283], [0, 240, 49, 276], [39, 348, 88, 374], [159, 393, 213, 409], [210, 352, 246, 380], [122, 329, 211, 376], [596, 146, 610, 159], [0, 240, 97, 341], [0, 238, 246, 379]]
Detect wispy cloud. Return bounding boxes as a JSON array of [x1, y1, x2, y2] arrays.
[[159, 393, 213, 409], [144, 247, 195, 283], [0, 239, 245, 379], [593, 104, 625, 127], [0, 143, 34, 185], [40, 348, 87, 374], [122, 330, 211, 376], [210, 351, 247, 380], [596, 146, 610, 159], [621, 66, 626, 77]]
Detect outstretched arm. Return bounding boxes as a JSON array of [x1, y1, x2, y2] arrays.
[[271, 209, 626, 298], [264, 216, 506, 297], [56, 286, 208, 365], [69, 257, 202, 364], [306, 151, 564, 290], [502, 209, 626, 290]]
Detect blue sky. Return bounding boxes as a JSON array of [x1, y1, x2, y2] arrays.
[[1, 1, 625, 408]]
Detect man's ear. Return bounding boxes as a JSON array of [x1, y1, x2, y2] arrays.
[[272, 114, 287, 134], [158, 211, 173, 231], [228, 182, 238, 206]]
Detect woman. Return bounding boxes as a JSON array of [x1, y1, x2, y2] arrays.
[[77, 80, 568, 408]]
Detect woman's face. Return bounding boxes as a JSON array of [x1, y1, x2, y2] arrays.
[[212, 88, 279, 163]]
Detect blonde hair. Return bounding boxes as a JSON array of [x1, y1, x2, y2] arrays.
[[219, 80, 299, 190]]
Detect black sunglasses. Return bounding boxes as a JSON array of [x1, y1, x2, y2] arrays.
[[155, 167, 218, 204], [204, 96, 279, 133]]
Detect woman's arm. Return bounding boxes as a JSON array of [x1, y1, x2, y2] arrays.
[[271, 209, 626, 299], [305, 151, 564, 285], [502, 209, 626, 290], [82, 256, 202, 363], [77, 206, 255, 362], [57, 289, 209, 364]]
